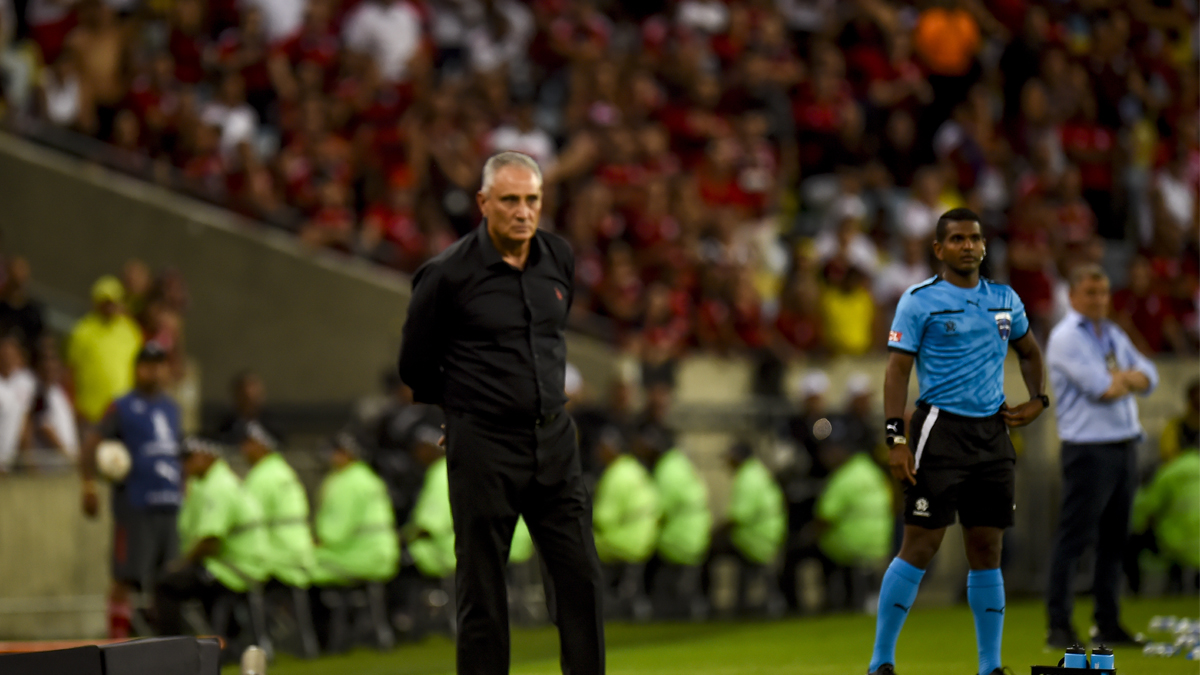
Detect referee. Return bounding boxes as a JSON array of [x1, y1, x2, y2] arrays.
[[399, 152, 604, 675], [1044, 264, 1157, 648], [868, 209, 1047, 675]]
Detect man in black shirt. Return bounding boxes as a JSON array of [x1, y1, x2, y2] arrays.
[[398, 152, 605, 675]]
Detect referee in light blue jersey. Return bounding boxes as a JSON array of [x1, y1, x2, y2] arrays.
[[1044, 264, 1157, 649], [866, 209, 1048, 675]]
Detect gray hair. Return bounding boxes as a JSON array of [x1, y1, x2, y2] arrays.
[[1068, 263, 1108, 289], [480, 151, 542, 194]]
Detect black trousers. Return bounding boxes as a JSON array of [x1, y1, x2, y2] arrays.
[[445, 409, 604, 675], [154, 563, 222, 635], [1046, 440, 1136, 631]]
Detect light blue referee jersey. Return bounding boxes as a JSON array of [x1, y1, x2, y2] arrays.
[[888, 276, 1030, 418]]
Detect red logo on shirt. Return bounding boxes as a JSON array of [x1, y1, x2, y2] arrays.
[[889, 330, 903, 343], [555, 287, 563, 301]]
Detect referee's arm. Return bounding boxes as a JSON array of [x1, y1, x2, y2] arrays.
[[1000, 331, 1047, 427], [883, 350, 917, 485]]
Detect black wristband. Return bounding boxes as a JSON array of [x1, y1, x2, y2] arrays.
[[886, 418, 905, 437], [1036, 394, 1050, 408]]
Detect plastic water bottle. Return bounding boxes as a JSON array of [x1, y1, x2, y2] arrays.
[[241, 646, 268, 675], [1187, 646, 1200, 660], [1142, 642, 1178, 657], [1090, 645, 1114, 670], [1062, 644, 1087, 669]]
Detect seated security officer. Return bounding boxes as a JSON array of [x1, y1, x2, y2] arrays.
[[155, 437, 268, 636]]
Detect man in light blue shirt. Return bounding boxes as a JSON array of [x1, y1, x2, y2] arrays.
[[1045, 264, 1158, 649]]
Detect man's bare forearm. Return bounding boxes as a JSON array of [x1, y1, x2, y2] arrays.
[[884, 353, 914, 421]]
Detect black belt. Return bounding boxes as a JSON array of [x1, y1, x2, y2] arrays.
[[1061, 438, 1138, 448]]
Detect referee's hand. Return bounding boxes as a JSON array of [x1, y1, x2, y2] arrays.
[[1001, 400, 1044, 428], [889, 444, 917, 485]]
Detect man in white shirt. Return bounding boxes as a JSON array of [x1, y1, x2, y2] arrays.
[[488, 99, 555, 170], [343, 0, 422, 83], [241, 0, 306, 42], [0, 334, 36, 470]]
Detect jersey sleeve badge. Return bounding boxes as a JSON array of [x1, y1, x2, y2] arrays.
[[888, 330, 903, 343]]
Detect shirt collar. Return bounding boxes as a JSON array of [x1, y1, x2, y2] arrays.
[[475, 220, 542, 269], [1067, 308, 1109, 336]]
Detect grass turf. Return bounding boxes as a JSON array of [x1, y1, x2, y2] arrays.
[[228, 595, 1200, 675]]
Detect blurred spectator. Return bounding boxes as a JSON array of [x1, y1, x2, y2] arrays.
[[1159, 379, 1200, 465], [67, 275, 143, 424], [64, 0, 127, 138], [592, 432, 660, 618], [820, 264, 875, 356], [21, 335, 79, 463], [0, 333, 35, 470], [874, 236, 933, 311], [201, 72, 260, 160], [0, 257, 45, 353], [342, 0, 423, 84], [1112, 256, 1187, 355], [37, 49, 91, 131], [215, 369, 286, 444], [488, 96, 555, 170]]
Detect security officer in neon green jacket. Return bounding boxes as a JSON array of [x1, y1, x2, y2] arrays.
[[1132, 448, 1200, 569], [155, 438, 269, 635], [311, 434, 400, 586], [238, 421, 315, 587], [593, 438, 661, 565], [632, 427, 711, 566], [726, 442, 786, 565]]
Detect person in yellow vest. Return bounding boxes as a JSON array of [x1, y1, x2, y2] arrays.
[[155, 437, 268, 635], [592, 429, 661, 618], [237, 420, 315, 588], [311, 433, 400, 586], [67, 276, 143, 424]]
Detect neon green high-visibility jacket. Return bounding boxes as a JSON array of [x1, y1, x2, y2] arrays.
[[816, 453, 892, 566], [728, 457, 786, 565], [178, 459, 269, 592], [404, 457, 456, 578], [311, 461, 399, 585], [653, 449, 711, 565], [593, 454, 661, 564], [1132, 450, 1200, 568], [510, 516, 534, 564], [244, 452, 315, 587]]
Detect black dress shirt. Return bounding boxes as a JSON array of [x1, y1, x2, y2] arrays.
[[398, 223, 574, 422]]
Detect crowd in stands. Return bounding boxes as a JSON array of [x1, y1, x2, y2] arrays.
[[0, 0, 1195, 364]]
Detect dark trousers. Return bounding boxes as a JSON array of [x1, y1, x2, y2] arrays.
[[1047, 440, 1136, 631], [445, 409, 605, 675], [154, 563, 222, 635]]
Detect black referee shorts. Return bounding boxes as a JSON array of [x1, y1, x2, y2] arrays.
[[904, 403, 1016, 530]]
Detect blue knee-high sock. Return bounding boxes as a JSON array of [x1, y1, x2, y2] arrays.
[[869, 558, 926, 671], [968, 568, 1006, 675]]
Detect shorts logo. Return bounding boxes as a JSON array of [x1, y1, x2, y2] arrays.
[[995, 312, 1012, 340], [888, 330, 903, 343], [944, 320, 956, 332], [913, 498, 931, 517]]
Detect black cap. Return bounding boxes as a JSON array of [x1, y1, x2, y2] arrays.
[[728, 441, 754, 462], [233, 419, 279, 450], [328, 430, 362, 458], [182, 436, 223, 457], [136, 342, 169, 363]]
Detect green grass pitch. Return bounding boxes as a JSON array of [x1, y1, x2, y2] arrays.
[[230, 596, 1200, 675]]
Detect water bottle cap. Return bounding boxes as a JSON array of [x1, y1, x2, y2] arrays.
[[1065, 644, 1086, 654], [1093, 645, 1113, 655]]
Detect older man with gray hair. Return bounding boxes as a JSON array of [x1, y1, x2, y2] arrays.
[[399, 151, 605, 675], [1045, 264, 1158, 649]]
